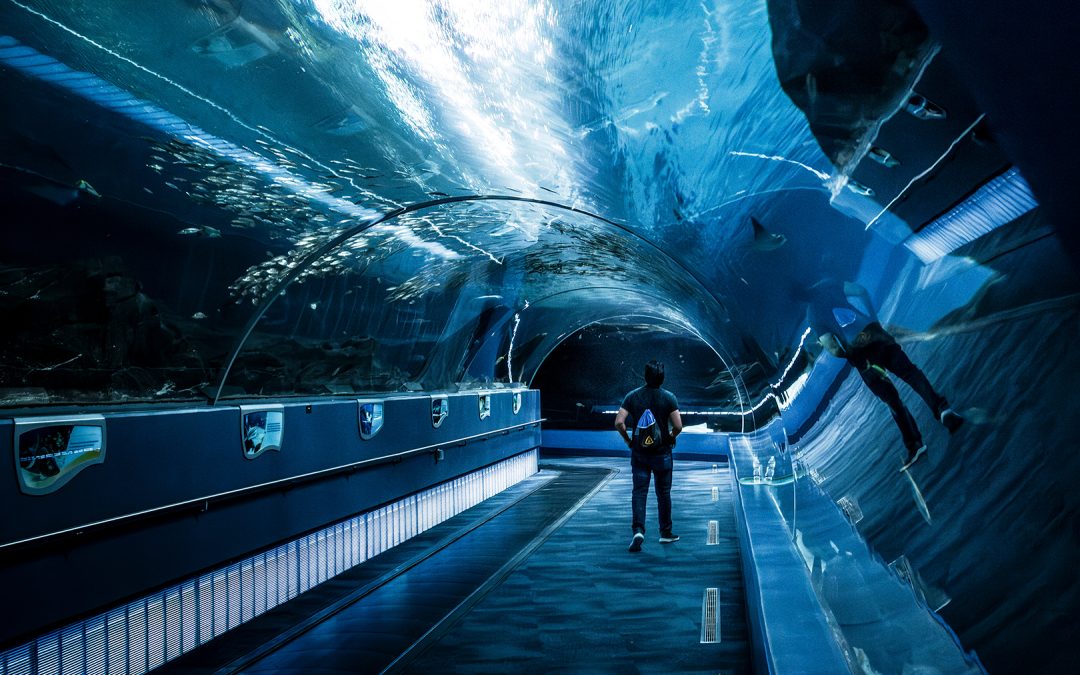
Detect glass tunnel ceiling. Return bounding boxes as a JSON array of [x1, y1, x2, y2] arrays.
[[1, 0, 951, 408]]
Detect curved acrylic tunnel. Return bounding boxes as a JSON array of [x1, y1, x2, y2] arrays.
[[217, 197, 735, 402], [1, 0, 1079, 674]]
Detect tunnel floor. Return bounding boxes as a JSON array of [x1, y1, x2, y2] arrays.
[[161, 457, 750, 674]]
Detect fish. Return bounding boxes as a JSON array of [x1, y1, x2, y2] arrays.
[[177, 225, 222, 238], [76, 180, 100, 198], [749, 216, 787, 251], [18, 176, 100, 206], [845, 181, 874, 197], [868, 146, 900, 168]]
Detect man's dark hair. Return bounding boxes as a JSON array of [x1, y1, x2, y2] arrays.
[[644, 360, 665, 388]]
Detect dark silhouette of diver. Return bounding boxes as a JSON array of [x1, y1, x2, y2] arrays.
[[802, 279, 964, 470]]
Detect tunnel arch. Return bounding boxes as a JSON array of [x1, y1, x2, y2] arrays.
[[213, 194, 732, 404], [525, 312, 765, 434]]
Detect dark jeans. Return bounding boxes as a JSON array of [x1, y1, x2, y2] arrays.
[[631, 451, 673, 535], [849, 323, 948, 452]]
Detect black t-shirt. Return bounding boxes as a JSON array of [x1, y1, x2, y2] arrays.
[[621, 386, 679, 447]]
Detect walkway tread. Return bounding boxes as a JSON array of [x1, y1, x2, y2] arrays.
[[163, 458, 750, 674]]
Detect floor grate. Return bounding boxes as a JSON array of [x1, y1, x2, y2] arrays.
[[711, 486, 719, 502], [707, 520, 719, 545], [700, 587, 721, 643]]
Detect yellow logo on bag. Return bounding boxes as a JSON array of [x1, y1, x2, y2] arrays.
[[644, 436, 654, 447]]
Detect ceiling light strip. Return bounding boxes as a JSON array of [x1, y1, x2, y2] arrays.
[[903, 167, 1038, 263]]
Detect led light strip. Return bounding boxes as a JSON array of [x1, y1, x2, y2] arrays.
[[0, 451, 538, 675], [903, 167, 1038, 263]]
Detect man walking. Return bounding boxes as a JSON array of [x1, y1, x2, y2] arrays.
[[615, 360, 683, 553]]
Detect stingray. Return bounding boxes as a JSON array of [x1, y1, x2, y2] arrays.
[[749, 216, 787, 251]]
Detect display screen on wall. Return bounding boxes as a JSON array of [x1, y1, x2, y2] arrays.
[[240, 405, 284, 459], [431, 396, 449, 428], [358, 401, 384, 440], [15, 415, 106, 495]]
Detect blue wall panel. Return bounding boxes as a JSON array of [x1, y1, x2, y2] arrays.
[[0, 390, 540, 649]]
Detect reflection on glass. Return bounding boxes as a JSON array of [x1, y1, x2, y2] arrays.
[[512, 391, 522, 414], [478, 393, 491, 420], [240, 406, 284, 459], [15, 417, 106, 495], [889, 555, 952, 612], [737, 437, 796, 486], [358, 401, 384, 440], [431, 396, 449, 428], [837, 495, 864, 525]]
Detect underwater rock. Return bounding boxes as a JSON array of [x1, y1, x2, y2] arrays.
[[221, 333, 394, 398], [0, 387, 49, 405], [766, 0, 931, 171], [0, 258, 208, 401]]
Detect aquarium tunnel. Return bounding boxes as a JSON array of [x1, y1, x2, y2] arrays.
[[1, 0, 1078, 673]]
